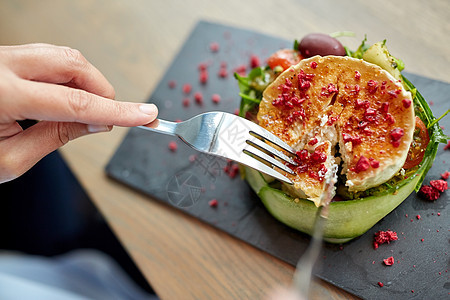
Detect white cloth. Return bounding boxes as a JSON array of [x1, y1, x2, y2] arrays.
[[0, 249, 157, 300]]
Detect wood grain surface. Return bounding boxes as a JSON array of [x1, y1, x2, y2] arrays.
[[1, 1, 448, 299]]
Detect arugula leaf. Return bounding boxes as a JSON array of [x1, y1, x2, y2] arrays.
[[393, 56, 405, 71], [234, 66, 276, 117], [293, 39, 300, 51], [402, 75, 449, 191], [344, 46, 353, 57], [349, 35, 369, 58], [428, 109, 450, 129]]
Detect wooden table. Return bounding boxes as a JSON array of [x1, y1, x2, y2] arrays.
[[1, 1, 448, 299]]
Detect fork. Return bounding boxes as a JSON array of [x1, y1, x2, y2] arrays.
[[138, 111, 297, 184]]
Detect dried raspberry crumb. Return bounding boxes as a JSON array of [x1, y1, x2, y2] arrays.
[[212, 94, 221, 104], [441, 171, 450, 180], [416, 214, 421, 220], [198, 62, 208, 71], [380, 102, 389, 113], [437, 212, 441, 216], [168, 80, 176, 89], [421, 238, 424, 242], [355, 71, 361, 80], [250, 54, 261, 68], [370, 159, 380, 168], [367, 80, 378, 94], [430, 179, 448, 192], [342, 133, 362, 145], [383, 256, 395, 266], [234, 64, 247, 76], [390, 128, 404, 146], [194, 92, 203, 104], [378, 282, 384, 287], [168, 141, 177, 152], [308, 137, 318, 145], [182, 83, 192, 94], [326, 83, 338, 94], [444, 141, 450, 150], [352, 155, 370, 173], [218, 68, 228, 78], [385, 113, 395, 124], [402, 98, 412, 108], [229, 164, 239, 178], [419, 185, 441, 201], [209, 199, 218, 207], [327, 116, 337, 126], [209, 42, 219, 52], [365, 107, 376, 116], [373, 230, 398, 249], [311, 61, 318, 69], [182, 97, 190, 107], [199, 70, 208, 84]]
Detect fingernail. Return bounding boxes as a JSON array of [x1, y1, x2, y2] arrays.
[[139, 103, 158, 115], [87, 124, 111, 133]]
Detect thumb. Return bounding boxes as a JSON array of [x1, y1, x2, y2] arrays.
[[0, 121, 111, 183]]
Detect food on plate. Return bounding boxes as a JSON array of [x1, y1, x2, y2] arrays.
[[235, 33, 448, 243], [259, 55, 415, 206]]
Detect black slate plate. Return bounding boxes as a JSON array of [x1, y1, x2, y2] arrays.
[[106, 21, 450, 299]]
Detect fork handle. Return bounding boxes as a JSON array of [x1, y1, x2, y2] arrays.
[[138, 119, 178, 136]]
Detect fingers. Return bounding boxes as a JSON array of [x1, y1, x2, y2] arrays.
[[0, 122, 23, 140], [0, 44, 158, 127], [0, 43, 115, 99], [0, 121, 111, 183], [9, 79, 158, 127]]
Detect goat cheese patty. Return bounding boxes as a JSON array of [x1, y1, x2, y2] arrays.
[[257, 56, 415, 206]]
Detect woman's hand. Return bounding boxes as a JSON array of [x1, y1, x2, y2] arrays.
[[0, 43, 158, 183]]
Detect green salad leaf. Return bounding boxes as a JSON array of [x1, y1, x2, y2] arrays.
[[293, 39, 300, 51], [234, 66, 274, 117], [401, 75, 449, 191], [346, 35, 369, 59]]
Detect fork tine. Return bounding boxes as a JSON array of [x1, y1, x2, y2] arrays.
[[246, 136, 297, 166], [240, 119, 296, 155], [238, 154, 294, 185], [244, 146, 296, 175]]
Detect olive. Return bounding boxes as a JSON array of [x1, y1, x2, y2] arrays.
[[298, 33, 346, 58]]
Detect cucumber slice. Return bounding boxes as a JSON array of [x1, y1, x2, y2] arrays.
[[362, 42, 403, 81], [244, 165, 269, 194], [257, 175, 420, 243]]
